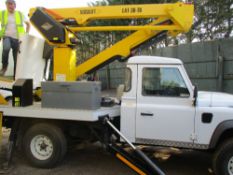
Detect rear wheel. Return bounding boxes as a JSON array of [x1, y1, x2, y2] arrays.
[[23, 123, 67, 168], [213, 138, 233, 175]]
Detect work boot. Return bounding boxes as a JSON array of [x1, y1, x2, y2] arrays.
[[0, 67, 7, 76]]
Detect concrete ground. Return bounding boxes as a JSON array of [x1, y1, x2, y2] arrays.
[[0, 129, 214, 175]]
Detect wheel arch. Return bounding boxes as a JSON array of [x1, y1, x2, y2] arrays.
[[209, 120, 233, 149], [11, 118, 66, 150]]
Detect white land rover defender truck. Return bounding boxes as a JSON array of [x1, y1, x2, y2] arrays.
[[1, 54, 233, 175]]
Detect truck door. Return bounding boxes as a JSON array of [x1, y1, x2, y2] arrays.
[[136, 65, 195, 146]]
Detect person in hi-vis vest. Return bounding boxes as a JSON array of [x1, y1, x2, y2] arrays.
[[0, 0, 30, 77]]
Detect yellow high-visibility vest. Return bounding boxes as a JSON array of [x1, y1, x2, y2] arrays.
[[0, 10, 25, 38]]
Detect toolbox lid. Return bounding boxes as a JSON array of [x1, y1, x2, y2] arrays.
[[42, 81, 101, 93]]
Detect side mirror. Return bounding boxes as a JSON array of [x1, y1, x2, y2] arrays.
[[193, 85, 198, 106]]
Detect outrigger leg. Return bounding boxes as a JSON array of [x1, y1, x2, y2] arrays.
[[99, 116, 165, 175]]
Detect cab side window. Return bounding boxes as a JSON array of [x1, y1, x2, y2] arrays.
[[142, 67, 190, 97]]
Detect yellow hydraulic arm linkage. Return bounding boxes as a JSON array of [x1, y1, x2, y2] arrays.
[[29, 2, 193, 81]]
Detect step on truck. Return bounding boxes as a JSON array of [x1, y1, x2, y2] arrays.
[[1, 2, 233, 175]]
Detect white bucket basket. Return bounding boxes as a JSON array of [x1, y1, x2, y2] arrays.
[[15, 34, 46, 88]]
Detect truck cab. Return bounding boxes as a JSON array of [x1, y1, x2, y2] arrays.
[[121, 56, 195, 146], [121, 56, 233, 151]]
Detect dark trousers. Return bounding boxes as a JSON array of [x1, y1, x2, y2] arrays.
[[2, 37, 19, 76]]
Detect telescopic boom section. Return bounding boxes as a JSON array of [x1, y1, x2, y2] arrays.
[[29, 2, 194, 81]]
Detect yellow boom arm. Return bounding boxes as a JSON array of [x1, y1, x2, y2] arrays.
[[29, 2, 194, 81]]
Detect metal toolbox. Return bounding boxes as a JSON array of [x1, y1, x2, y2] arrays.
[[42, 81, 101, 110]]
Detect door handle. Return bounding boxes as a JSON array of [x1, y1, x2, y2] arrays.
[[141, 113, 154, 116]]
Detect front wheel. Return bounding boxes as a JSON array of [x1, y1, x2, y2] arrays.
[[213, 138, 233, 175], [23, 123, 67, 168]]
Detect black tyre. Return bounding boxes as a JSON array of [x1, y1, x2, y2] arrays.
[[23, 123, 67, 168], [213, 138, 233, 175]]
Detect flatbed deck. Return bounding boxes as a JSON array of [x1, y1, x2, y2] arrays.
[[0, 103, 120, 121]]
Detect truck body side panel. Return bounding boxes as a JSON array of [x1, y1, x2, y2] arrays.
[[195, 107, 233, 145]]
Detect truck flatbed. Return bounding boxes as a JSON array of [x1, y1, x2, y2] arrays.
[[0, 103, 120, 121]]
